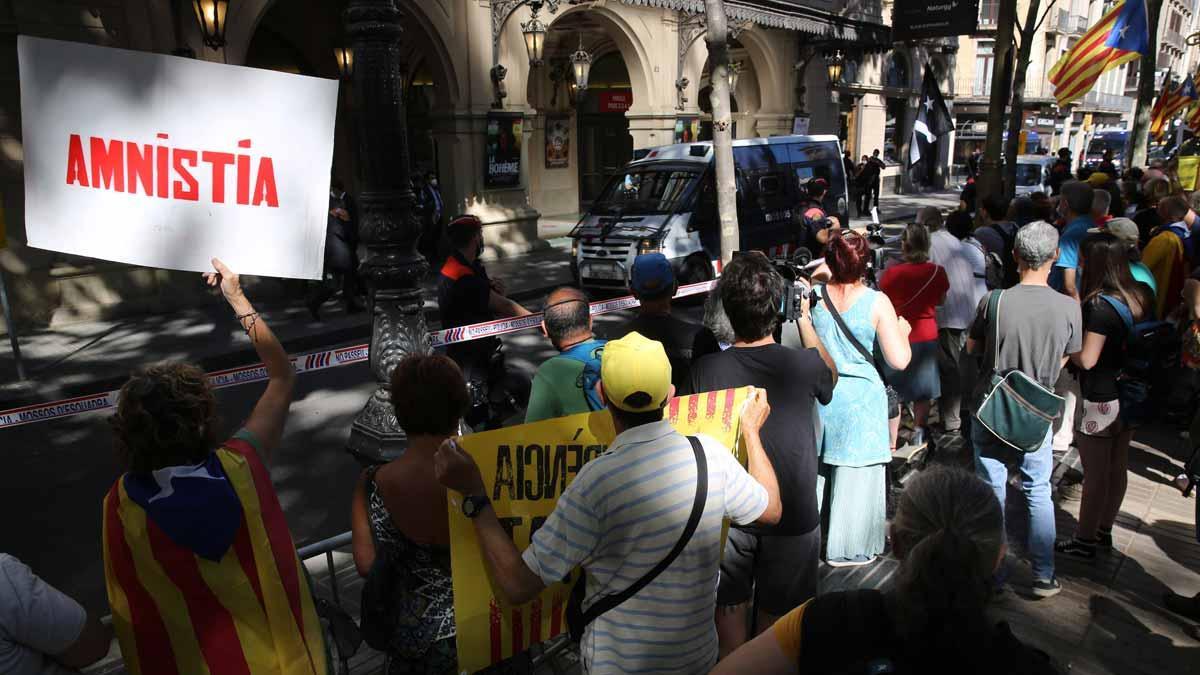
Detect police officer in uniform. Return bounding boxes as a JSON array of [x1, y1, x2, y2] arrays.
[[438, 215, 532, 428]]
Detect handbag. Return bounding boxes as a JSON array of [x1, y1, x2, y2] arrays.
[[565, 435, 708, 643], [821, 286, 900, 418], [974, 290, 1065, 453]]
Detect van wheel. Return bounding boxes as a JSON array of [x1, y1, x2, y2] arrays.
[[677, 253, 715, 286]]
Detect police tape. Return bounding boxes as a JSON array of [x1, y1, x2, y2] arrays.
[[0, 280, 718, 430]]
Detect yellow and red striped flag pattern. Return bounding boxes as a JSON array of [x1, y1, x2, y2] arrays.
[[1048, 1, 1150, 107], [1154, 76, 1198, 140], [103, 439, 327, 675]]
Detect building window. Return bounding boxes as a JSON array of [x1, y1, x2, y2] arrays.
[[979, 0, 999, 25], [886, 51, 910, 89], [975, 40, 994, 96], [1125, 61, 1138, 89]]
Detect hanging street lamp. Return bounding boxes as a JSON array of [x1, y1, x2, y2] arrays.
[[825, 50, 845, 87], [333, 46, 354, 80], [728, 61, 743, 93], [191, 0, 229, 50], [521, 3, 548, 67], [571, 35, 592, 102]]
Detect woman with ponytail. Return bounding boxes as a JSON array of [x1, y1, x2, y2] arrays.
[[712, 467, 1060, 674], [810, 230, 912, 566]]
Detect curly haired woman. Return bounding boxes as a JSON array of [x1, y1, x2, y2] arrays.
[[102, 259, 326, 674]]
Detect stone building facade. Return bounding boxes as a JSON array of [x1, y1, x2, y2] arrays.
[[0, 0, 955, 333]]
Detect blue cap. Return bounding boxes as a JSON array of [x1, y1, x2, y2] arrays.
[[630, 253, 675, 297]]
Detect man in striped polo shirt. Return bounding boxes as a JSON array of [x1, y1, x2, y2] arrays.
[[436, 332, 783, 673]]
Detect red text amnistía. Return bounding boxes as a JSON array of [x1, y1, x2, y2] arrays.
[[65, 134, 279, 207]]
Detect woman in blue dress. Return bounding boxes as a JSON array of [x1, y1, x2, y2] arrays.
[[811, 230, 912, 566]]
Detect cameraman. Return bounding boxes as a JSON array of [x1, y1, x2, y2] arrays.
[[685, 252, 837, 657], [796, 178, 842, 259], [437, 215, 532, 428]]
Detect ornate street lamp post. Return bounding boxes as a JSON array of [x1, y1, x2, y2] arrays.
[[191, 0, 229, 49], [343, 0, 430, 464], [333, 46, 354, 80], [570, 36, 592, 103]]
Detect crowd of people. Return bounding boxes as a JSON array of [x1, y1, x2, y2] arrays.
[[5, 155, 1200, 675]]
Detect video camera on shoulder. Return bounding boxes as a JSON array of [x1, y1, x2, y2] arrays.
[[732, 249, 815, 323]]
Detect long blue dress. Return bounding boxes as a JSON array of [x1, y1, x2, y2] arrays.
[[811, 285, 889, 564]]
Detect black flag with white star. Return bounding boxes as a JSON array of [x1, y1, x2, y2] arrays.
[[909, 67, 953, 167]]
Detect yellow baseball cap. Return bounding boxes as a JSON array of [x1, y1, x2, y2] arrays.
[[1086, 172, 1110, 187], [600, 332, 672, 412]]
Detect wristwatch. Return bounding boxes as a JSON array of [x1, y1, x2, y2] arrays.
[[462, 494, 491, 519]]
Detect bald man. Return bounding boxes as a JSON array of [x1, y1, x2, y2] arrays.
[[525, 287, 608, 423]]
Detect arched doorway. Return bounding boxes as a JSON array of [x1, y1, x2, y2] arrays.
[[575, 52, 634, 206]]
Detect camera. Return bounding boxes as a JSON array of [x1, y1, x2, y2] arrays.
[[770, 255, 813, 323]]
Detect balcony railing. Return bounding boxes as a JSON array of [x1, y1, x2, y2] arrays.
[[1080, 90, 1136, 112], [1165, 29, 1185, 50], [1072, 15, 1088, 34]]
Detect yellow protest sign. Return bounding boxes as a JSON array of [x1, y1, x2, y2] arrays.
[[1178, 155, 1200, 191], [448, 387, 750, 673]]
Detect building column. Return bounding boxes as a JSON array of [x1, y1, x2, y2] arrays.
[[754, 113, 793, 137], [429, 108, 540, 258]]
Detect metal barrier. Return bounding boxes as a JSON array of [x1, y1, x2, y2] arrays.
[[298, 531, 355, 612]]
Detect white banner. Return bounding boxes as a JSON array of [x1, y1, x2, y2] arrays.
[[17, 36, 339, 280]]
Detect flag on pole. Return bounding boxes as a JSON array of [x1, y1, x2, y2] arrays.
[[1154, 75, 1197, 140], [909, 68, 953, 167], [1149, 74, 1178, 137], [1049, 1, 1150, 107]]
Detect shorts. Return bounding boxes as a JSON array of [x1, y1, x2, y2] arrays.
[[1076, 398, 1123, 438], [716, 526, 820, 616]]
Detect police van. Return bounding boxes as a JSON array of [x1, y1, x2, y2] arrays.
[[569, 134, 850, 290]]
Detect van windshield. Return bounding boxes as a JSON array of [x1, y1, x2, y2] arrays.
[[1087, 137, 1124, 157], [1015, 163, 1043, 186], [593, 168, 701, 215]]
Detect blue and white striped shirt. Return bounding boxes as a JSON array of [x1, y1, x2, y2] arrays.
[[521, 420, 769, 674]]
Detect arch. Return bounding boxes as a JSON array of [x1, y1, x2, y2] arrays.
[[227, 0, 462, 108], [734, 28, 786, 112], [544, 4, 654, 113]]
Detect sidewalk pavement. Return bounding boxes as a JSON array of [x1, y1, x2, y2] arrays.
[[0, 189, 958, 407], [0, 239, 575, 408]]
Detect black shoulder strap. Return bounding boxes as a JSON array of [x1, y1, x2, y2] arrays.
[[579, 435, 709, 626], [822, 286, 874, 364]]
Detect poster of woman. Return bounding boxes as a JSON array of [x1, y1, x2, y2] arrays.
[[545, 116, 569, 169]]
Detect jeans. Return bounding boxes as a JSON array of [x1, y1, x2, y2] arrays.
[[973, 423, 1056, 583]]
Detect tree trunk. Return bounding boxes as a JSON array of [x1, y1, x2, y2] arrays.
[[1130, 0, 1164, 169], [704, 0, 739, 263], [1004, 0, 1041, 201], [979, 0, 1017, 202]]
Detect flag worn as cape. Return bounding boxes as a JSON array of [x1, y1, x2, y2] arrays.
[[103, 435, 327, 675]]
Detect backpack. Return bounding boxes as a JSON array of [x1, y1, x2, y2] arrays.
[[1098, 295, 1174, 425], [973, 223, 1018, 290], [558, 339, 606, 411]]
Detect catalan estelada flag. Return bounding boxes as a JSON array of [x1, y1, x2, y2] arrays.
[[103, 436, 327, 674], [1188, 99, 1200, 133], [1154, 76, 1198, 140], [1049, 1, 1150, 107], [1150, 77, 1180, 137]]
